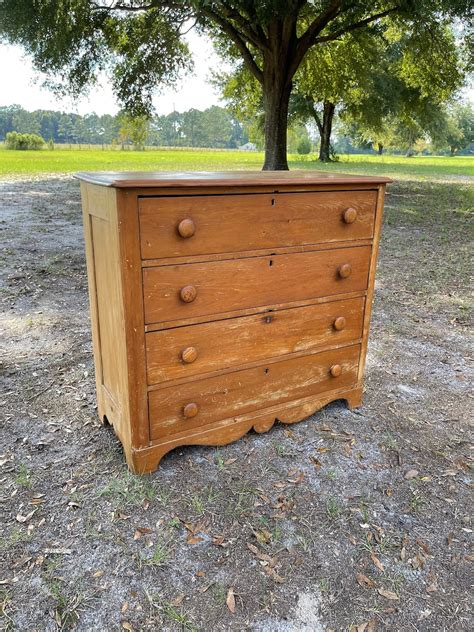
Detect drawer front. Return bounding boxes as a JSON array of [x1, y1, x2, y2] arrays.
[[146, 296, 365, 384], [143, 246, 371, 325], [149, 344, 360, 440], [139, 191, 376, 259]]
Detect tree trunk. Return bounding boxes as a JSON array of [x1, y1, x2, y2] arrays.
[[262, 66, 292, 171], [318, 102, 335, 162], [377, 143, 383, 155]]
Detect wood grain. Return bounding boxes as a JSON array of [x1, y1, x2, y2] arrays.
[[149, 344, 360, 440], [139, 190, 376, 259], [75, 170, 392, 188], [143, 245, 371, 325], [146, 296, 364, 384]]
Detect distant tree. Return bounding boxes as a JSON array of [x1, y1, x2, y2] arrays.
[[339, 24, 463, 156], [297, 137, 312, 155], [437, 102, 474, 155], [118, 113, 149, 149], [11, 108, 41, 135]]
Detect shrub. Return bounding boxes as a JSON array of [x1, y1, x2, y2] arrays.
[[297, 137, 312, 155], [5, 131, 45, 150]]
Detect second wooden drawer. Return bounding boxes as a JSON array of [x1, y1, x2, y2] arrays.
[[146, 296, 365, 384], [143, 246, 371, 324]]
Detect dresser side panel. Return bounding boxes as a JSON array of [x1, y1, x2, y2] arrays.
[[81, 182, 132, 452]]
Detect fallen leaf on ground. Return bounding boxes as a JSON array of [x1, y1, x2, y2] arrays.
[[121, 623, 134, 632], [356, 573, 375, 588], [426, 582, 438, 593], [416, 538, 430, 555], [404, 469, 419, 480], [266, 567, 284, 583], [287, 472, 304, 484], [226, 587, 236, 613], [377, 588, 399, 600], [169, 594, 185, 606], [187, 536, 204, 545], [371, 552, 385, 572], [16, 509, 37, 523], [247, 543, 275, 565]]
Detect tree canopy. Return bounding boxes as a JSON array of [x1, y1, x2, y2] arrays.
[[1, 0, 472, 169]]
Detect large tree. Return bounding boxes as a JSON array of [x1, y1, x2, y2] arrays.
[[340, 25, 464, 155], [1, 1, 471, 170]]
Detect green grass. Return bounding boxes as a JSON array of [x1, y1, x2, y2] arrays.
[[0, 144, 472, 179]]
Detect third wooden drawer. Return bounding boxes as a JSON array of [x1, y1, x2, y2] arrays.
[[146, 296, 365, 384]]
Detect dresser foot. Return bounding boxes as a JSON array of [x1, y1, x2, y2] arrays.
[[346, 387, 363, 409]]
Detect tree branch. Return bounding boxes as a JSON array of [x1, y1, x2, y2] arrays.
[[314, 7, 400, 44], [219, 2, 270, 51], [294, 0, 342, 65], [201, 8, 264, 83], [91, 1, 183, 12]]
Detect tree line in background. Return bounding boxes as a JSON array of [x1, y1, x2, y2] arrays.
[[0, 105, 250, 150], [1, 99, 472, 157]]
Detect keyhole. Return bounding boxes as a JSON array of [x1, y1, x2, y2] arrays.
[[264, 368, 269, 374], [269, 259, 273, 267], [271, 198, 276, 206]]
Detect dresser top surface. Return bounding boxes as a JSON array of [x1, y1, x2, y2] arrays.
[[75, 170, 392, 189]]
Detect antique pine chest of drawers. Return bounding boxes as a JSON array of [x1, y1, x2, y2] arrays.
[[76, 171, 390, 473]]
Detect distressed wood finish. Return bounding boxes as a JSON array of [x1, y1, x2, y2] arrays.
[[139, 190, 376, 259], [76, 170, 389, 473], [146, 296, 365, 384], [149, 344, 360, 440]]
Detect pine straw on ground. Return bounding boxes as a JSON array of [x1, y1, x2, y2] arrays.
[[0, 174, 472, 631]]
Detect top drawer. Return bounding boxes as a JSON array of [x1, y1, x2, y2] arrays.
[[139, 190, 377, 260]]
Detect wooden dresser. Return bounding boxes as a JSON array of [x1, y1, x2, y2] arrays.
[[76, 171, 390, 473]]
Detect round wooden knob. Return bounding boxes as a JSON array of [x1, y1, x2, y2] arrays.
[[181, 346, 198, 364], [183, 402, 199, 418], [333, 316, 346, 331], [343, 207, 357, 224], [177, 218, 195, 238], [338, 263, 352, 279], [180, 285, 197, 303], [330, 364, 342, 377]]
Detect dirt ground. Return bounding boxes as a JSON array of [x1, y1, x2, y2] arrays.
[[0, 173, 472, 632]]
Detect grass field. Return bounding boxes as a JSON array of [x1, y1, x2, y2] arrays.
[[0, 145, 472, 178]]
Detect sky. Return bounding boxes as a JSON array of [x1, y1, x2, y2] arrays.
[[0, 31, 223, 116], [1, 28, 472, 116]]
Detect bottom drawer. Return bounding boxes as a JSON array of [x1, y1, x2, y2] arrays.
[[149, 344, 360, 440]]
